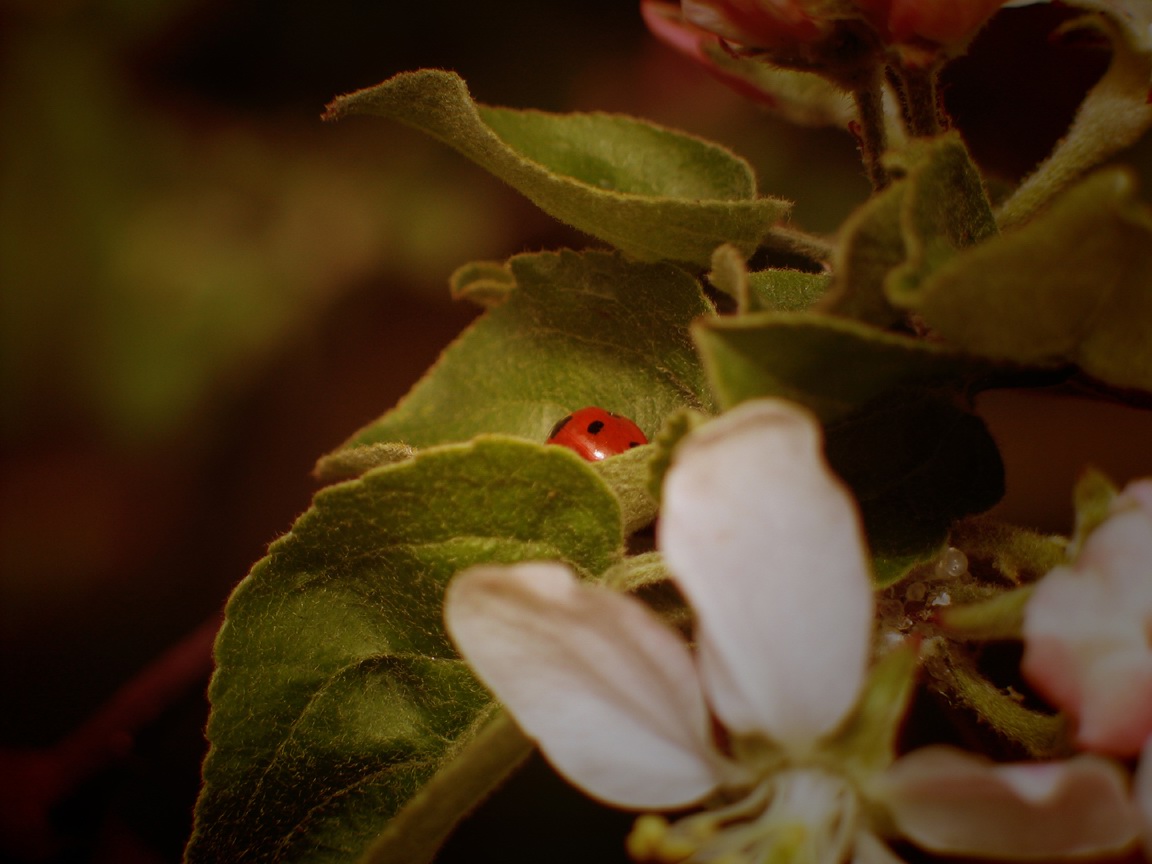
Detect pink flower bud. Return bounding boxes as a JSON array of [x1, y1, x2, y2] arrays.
[[854, 0, 1011, 46], [680, 0, 830, 50], [673, 0, 1010, 53]]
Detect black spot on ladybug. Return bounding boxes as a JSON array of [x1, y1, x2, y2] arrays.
[[549, 415, 572, 438], [628, 441, 640, 448], [586, 420, 605, 435]]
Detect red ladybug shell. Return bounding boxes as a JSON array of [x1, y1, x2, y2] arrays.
[[547, 407, 648, 461]]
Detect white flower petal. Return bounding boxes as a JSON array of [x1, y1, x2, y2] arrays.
[[879, 746, 1140, 858], [443, 562, 724, 809], [659, 399, 873, 748]]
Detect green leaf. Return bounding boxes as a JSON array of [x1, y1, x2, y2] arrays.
[[707, 244, 829, 313], [948, 516, 1067, 585], [883, 134, 997, 302], [747, 269, 831, 313], [187, 437, 623, 864], [822, 180, 907, 328], [645, 407, 710, 504], [592, 445, 659, 535], [826, 391, 1004, 586], [322, 250, 714, 468], [903, 168, 1152, 391], [314, 443, 416, 483], [694, 313, 1005, 583], [997, 12, 1152, 229], [823, 133, 996, 329], [601, 552, 691, 631], [325, 69, 790, 266], [1070, 467, 1119, 555], [693, 311, 994, 423], [449, 260, 516, 307]]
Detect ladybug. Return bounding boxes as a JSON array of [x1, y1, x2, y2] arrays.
[[547, 407, 648, 461]]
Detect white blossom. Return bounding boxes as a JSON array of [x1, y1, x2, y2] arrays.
[[446, 399, 1139, 864]]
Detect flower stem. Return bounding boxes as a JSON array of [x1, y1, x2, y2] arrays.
[[899, 63, 943, 137], [357, 708, 534, 864], [852, 77, 890, 191]]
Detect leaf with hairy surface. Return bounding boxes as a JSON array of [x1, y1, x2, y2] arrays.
[[187, 437, 623, 864], [317, 250, 714, 480], [324, 69, 789, 266]]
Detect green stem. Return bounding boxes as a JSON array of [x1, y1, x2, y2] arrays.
[[356, 708, 534, 864], [898, 63, 943, 137], [926, 649, 1073, 759], [852, 77, 890, 191]]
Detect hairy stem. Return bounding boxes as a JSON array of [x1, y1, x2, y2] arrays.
[[852, 76, 890, 190], [899, 63, 944, 137]]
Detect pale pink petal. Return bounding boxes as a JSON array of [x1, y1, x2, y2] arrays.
[[879, 746, 1140, 858], [1078, 494, 1152, 595], [852, 831, 905, 864], [659, 399, 873, 749], [882, 0, 1009, 44], [443, 562, 724, 808], [1136, 737, 1152, 858], [1123, 478, 1152, 513], [1023, 489, 1152, 757], [1077, 649, 1152, 754]]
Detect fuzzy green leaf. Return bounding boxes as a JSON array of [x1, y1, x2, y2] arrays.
[[592, 444, 659, 535], [824, 133, 996, 329], [322, 250, 714, 467], [883, 134, 997, 301], [904, 168, 1152, 391], [324, 69, 789, 265], [948, 516, 1067, 586], [997, 11, 1152, 229], [602, 552, 691, 631], [187, 437, 624, 864], [1070, 467, 1119, 555], [449, 259, 516, 307], [823, 179, 907, 328], [827, 391, 1005, 586], [314, 442, 417, 483], [693, 311, 994, 422], [694, 313, 1004, 583], [707, 245, 830, 313], [747, 269, 831, 312]]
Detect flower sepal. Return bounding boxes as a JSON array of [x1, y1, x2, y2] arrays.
[[822, 641, 919, 777]]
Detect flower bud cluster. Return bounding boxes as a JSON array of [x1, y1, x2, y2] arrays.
[[678, 0, 1010, 56]]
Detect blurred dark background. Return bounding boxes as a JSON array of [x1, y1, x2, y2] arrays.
[[1, 1, 1149, 861]]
